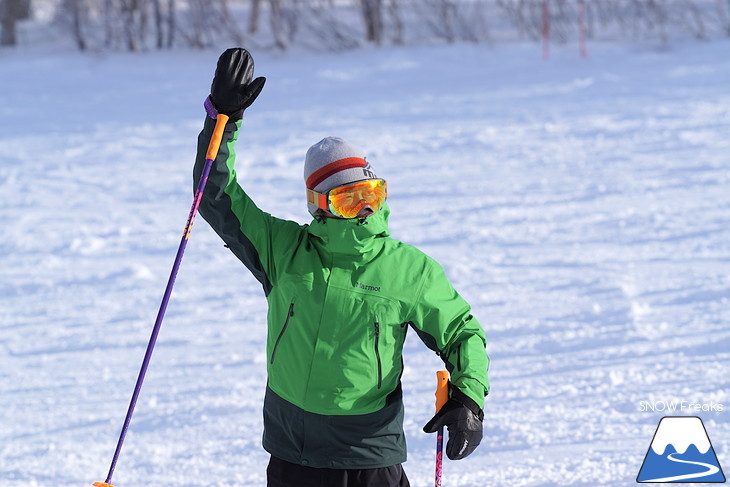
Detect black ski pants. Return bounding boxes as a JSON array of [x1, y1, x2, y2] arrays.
[[267, 455, 411, 487]]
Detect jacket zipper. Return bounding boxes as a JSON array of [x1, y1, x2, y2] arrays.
[[270, 301, 295, 364], [374, 322, 382, 389]]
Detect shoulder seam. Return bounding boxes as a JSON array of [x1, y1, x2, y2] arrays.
[[406, 261, 432, 320]]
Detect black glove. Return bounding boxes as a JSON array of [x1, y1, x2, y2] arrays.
[[423, 388, 484, 460], [209, 47, 266, 121]]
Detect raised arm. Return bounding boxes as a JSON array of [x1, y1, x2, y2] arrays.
[[194, 48, 303, 295]]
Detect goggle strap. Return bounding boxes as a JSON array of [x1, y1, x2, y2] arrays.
[[306, 188, 329, 210]]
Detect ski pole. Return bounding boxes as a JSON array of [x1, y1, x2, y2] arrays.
[[93, 109, 230, 487], [434, 370, 450, 487]]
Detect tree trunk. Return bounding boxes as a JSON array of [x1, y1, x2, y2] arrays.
[[249, 0, 261, 34], [122, 0, 140, 51], [166, 0, 175, 48], [69, 0, 86, 51], [102, 0, 112, 48], [684, 0, 705, 39], [152, 0, 163, 48], [270, 0, 286, 49], [18, 0, 30, 20], [1, 0, 19, 46], [442, 0, 456, 42], [361, 0, 383, 44], [718, 0, 730, 36], [388, 0, 403, 44]]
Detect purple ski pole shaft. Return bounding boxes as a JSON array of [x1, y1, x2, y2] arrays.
[[436, 426, 444, 487], [100, 112, 230, 486], [434, 371, 449, 487]]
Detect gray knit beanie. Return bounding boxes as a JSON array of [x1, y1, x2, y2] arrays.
[[304, 136, 378, 215]]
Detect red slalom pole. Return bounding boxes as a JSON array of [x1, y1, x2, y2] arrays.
[[434, 371, 450, 487], [93, 106, 229, 487]]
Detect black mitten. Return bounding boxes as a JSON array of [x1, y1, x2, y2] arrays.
[[209, 48, 266, 120], [423, 390, 484, 460]]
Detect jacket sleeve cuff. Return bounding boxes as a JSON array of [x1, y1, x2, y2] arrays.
[[204, 96, 219, 119], [450, 383, 484, 421]]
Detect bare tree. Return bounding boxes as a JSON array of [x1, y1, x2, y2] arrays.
[[245, 0, 296, 49], [361, 0, 383, 44], [1, 0, 26, 45], [436, 0, 456, 42], [496, 0, 544, 41], [682, 0, 706, 39], [120, 0, 145, 51], [216, 0, 246, 47], [57, 0, 87, 50], [270, 0, 286, 48], [284, 0, 301, 44], [138, 0, 176, 48], [648, 0, 668, 44], [718, 0, 730, 36], [249, 0, 261, 34], [18, 0, 30, 19], [152, 0, 163, 48], [42, 0, 730, 53], [416, 0, 494, 43], [183, 0, 211, 48], [166, 0, 174, 47], [387, 0, 403, 44], [298, 0, 360, 51]]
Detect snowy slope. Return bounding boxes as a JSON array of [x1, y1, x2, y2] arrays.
[[1, 40, 729, 487]]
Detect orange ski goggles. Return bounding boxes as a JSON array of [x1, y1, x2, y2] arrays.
[[307, 179, 388, 219]]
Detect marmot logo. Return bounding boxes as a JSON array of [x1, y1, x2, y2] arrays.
[[355, 282, 380, 292], [362, 162, 376, 179]]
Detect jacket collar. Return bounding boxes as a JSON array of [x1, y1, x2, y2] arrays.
[[307, 204, 391, 257]]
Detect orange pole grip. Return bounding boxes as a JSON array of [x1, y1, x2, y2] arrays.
[[435, 370, 449, 413], [205, 113, 230, 161]]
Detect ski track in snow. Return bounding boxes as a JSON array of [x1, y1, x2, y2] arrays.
[[1, 41, 729, 486]]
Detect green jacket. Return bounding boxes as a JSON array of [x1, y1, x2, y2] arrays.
[[194, 116, 489, 468]]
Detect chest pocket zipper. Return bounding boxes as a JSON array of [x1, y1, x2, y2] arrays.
[[374, 322, 382, 389], [271, 301, 295, 364]]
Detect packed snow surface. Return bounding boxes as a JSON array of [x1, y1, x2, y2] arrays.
[[1, 39, 729, 486]]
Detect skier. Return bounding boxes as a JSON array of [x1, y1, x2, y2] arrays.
[[194, 48, 490, 487]]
